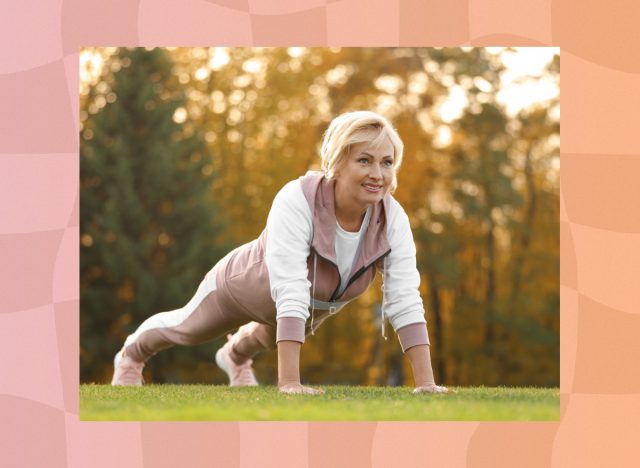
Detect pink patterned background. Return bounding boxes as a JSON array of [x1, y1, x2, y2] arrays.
[[1, 0, 639, 466]]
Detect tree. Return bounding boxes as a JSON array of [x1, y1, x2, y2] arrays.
[[80, 47, 560, 387], [80, 48, 226, 382]]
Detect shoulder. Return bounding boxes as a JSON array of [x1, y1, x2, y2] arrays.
[[386, 194, 409, 226], [275, 178, 305, 201], [267, 179, 313, 245], [297, 170, 325, 206], [269, 179, 312, 221], [385, 195, 414, 246]]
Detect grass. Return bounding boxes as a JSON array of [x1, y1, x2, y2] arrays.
[[80, 385, 559, 421]]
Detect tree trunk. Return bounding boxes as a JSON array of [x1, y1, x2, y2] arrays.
[[484, 219, 496, 357], [428, 273, 446, 383], [509, 149, 537, 309]]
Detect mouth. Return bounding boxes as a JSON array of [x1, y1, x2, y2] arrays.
[[362, 184, 383, 193]]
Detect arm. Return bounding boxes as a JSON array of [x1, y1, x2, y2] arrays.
[[384, 199, 447, 393], [405, 344, 448, 393], [265, 181, 323, 395], [277, 340, 324, 394]]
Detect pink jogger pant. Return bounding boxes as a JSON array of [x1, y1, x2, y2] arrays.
[[122, 267, 328, 364]]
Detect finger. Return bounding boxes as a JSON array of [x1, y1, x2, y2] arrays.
[[279, 385, 301, 394], [413, 385, 449, 394], [280, 385, 316, 395], [279, 384, 324, 395]]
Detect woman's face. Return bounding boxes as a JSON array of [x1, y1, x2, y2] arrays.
[[334, 135, 395, 212]]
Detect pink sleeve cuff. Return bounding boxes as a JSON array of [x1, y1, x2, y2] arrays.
[[397, 322, 430, 352], [276, 317, 307, 344]]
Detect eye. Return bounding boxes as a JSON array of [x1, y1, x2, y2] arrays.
[[383, 159, 394, 167], [357, 158, 370, 164]]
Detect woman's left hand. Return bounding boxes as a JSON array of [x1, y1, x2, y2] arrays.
[[413, 384, 449, 394]]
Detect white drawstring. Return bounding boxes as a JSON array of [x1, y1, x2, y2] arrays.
[[310, 252, 317, 335], [381, 257, 388, 340]]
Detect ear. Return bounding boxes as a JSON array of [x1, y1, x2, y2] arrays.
[[333, 151, 349, 178]]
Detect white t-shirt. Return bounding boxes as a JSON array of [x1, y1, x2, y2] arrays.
[[335, 207, 371, 297]]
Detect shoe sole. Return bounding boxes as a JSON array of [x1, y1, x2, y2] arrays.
[[215, 348, 229, 375], [111, 350, 123, 386]]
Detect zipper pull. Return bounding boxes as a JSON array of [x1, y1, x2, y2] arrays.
[[329, 305, 337, 315]]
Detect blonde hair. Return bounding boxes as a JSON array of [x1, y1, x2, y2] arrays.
[[320, 111, 404, 192]]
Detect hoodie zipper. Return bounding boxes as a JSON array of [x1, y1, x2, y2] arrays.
[[335, 248, 391, 300], [312, 248, 392, 303]]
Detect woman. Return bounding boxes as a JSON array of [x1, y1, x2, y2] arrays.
[[112, 110, 448, 395]]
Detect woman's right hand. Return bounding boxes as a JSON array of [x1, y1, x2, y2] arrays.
[[278, 382, 325, 395], [278, 341, 324, 394]]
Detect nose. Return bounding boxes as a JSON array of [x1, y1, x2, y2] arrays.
[[369, 162, 382, 179]]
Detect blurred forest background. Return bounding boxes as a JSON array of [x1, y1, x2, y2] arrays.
[[80, 47, 559, 387]]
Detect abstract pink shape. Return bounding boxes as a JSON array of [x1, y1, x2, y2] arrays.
[[139, 0, 252, 45], [372, 422, 479, 467], [562, 52, 640, 155], [552, 394, 640, 466], [65, 415, 143, 468], [0, 396, 66, 467], [61, 0, 140, 55], [399, 0, 469, 45], [248, 0, 326, 15], [0, 0, 63, 74], [562, 153, 640, 233], [559, 188, 569, 223], [3, 0, 640, 465], [68, 190, 79, 227], [560, 393, 570, 420], [0, 305, 64, 408], [0, 230, 64, 313], [251, 8, 327, 45], [239, 422, 308, 467], [0, 61, 77, 153], [572, 294, 640, 393], [309, 422, 376, 467], [63, 53, 80, 136], [467, 422, 559, 467], [552, 0, 640, 73], [141, 423, 240, 467], [204, 0, 250, 12], [467, 34, 550, 46], [560, 221, 577, 289], [469, 0, 552, 44], [571, 223, 640, 315], [54, 300, 79, 413], [327, 0, 399, 45], [53, 227, 79, 303], [0, 154, 77, 235], [560, 285, 578, 394]]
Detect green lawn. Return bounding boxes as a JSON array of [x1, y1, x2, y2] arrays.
[[80, 385, 559, 421]]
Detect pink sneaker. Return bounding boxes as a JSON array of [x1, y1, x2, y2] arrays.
[[215, 334, 258, 386], [111, 349, 145, 386]]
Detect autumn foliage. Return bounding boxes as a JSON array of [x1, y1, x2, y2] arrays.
[[80, 47, 559, 386]]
